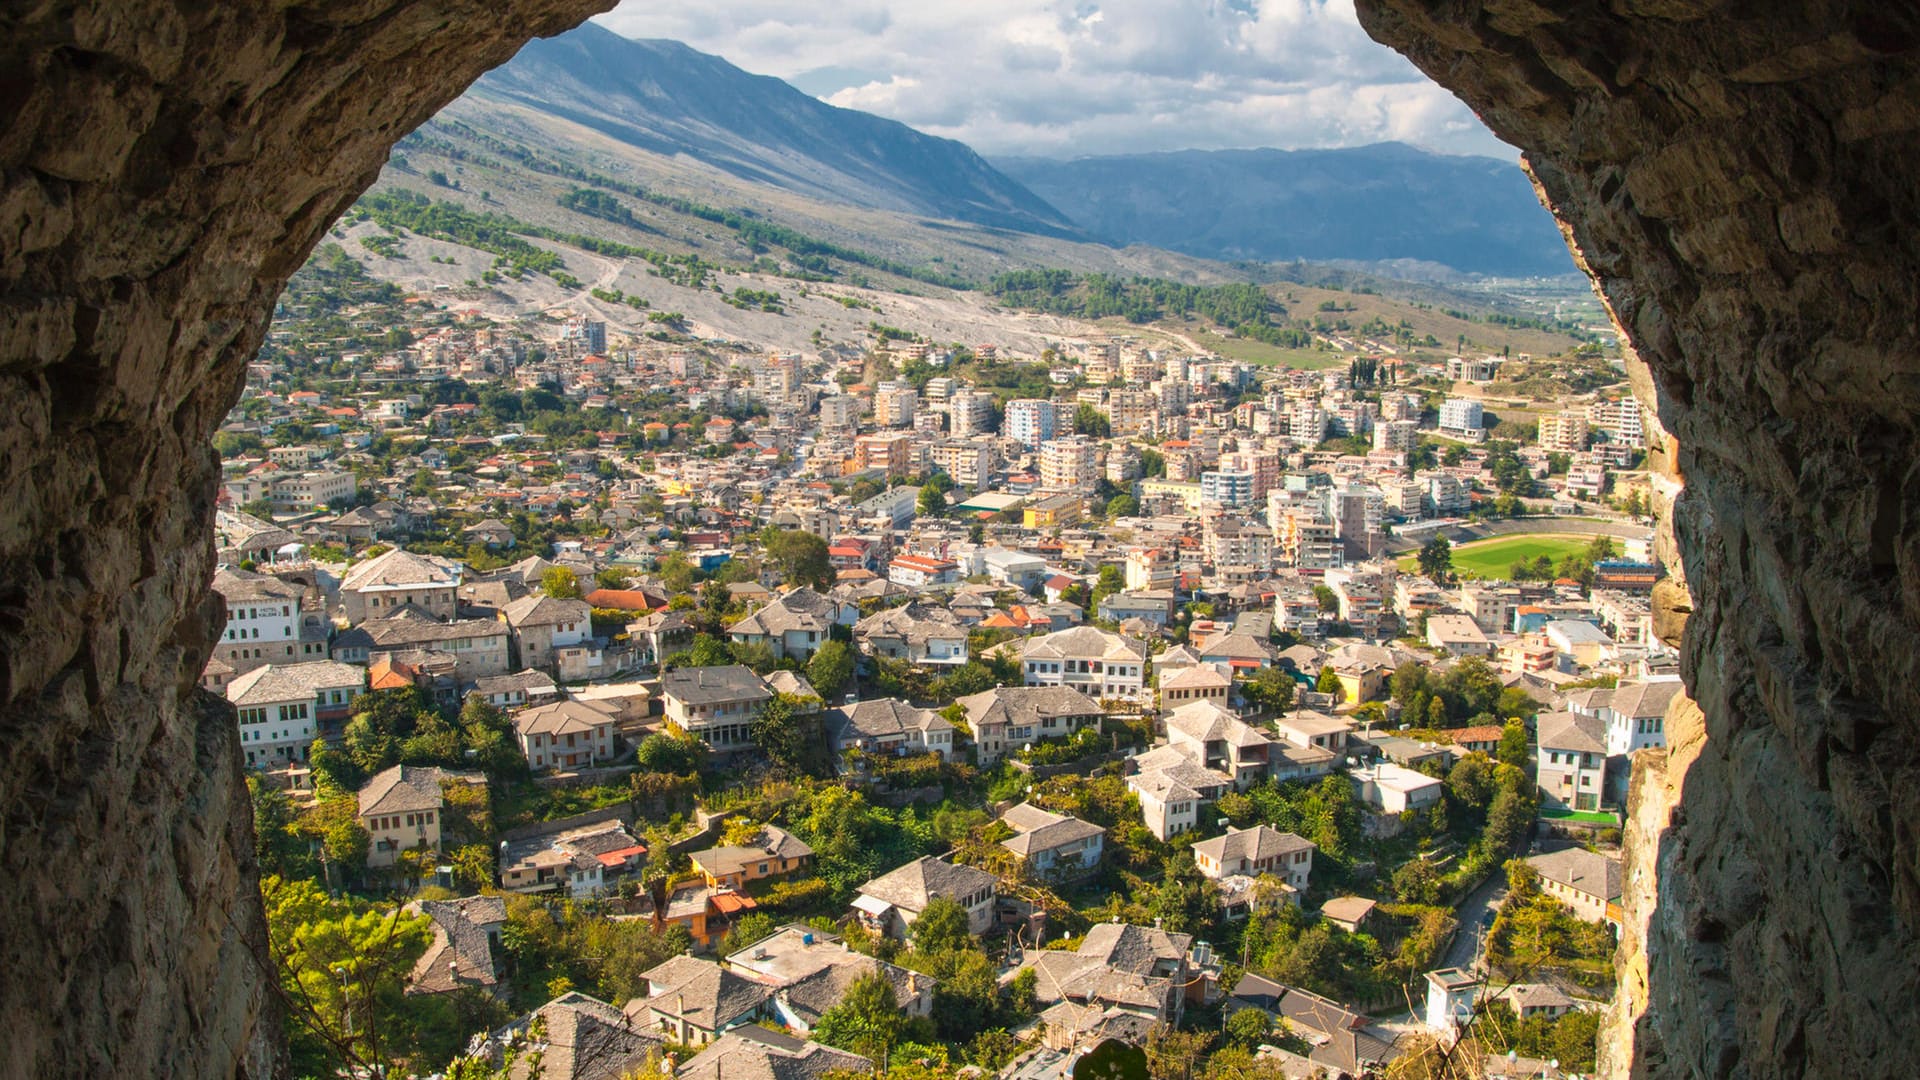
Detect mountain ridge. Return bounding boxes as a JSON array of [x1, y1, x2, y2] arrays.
[[473, 25, 1081, 239], [997, 143, 1576, 278]]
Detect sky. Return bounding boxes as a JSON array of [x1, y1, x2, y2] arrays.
[[593, 0, 1509, 160]]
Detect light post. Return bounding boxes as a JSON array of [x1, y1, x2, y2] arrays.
[[331, 965, 354, 1041]]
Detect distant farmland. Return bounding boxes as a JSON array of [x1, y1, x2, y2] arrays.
[[1399, 533, 1597, 580]]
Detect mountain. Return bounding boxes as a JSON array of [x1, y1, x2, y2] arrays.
[[473, 24, 1079, 238], [996, 144, 1576, 278]]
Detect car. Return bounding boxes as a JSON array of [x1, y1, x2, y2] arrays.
[[1480, 909, 1497, 930]]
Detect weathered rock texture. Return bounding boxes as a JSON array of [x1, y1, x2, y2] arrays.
[[1356, 2, 1920, 1076], [0, 4, 607, 1078]]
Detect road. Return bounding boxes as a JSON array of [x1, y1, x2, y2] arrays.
[[1443, 861, 1515, 972]]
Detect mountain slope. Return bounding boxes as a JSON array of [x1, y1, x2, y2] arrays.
[[474, 24, 1079, 238], [997, 144, 1575, 278]]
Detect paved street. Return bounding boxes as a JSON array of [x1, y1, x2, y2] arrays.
[[1443, 850, 1525, 972]]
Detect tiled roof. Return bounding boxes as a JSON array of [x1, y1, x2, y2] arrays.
[[856, 855, 996, 913]]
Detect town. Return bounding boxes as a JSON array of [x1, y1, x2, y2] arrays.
[[221, 252, 1663, 1080]]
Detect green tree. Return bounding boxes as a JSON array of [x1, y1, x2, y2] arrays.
[[1447, 754, 1496, 810], [762, 528, 835, 590], [1315, 667, 1345, 702], [1105, 493, 1139, 519], [910, 896, 974, 960], [1497, 719, 1530, 767], [1417, 534, 1453, 582], [806, 639, 856, 700], [813, 970, 907, 1063], [1427, 695, 1449, 727], [657, 551, 696, 594], [750, 692, 820, 773], [541, 566, 582, 599], [595, 566, 634, 590], [635, 730, 707, 776], [1391, 858, 1442, 904], [1312, 584, 1340, 613], [917, 484, 948, 518], [1242, 666, 1297, 713], [1223, 1006, 1270, 1050]]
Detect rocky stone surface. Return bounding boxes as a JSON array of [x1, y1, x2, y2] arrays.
[[0, 4, 607, 1078], [1357, 2, 1920, 1076]]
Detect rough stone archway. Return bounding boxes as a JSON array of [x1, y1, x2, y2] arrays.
[[3, 2, 1919, 1078]]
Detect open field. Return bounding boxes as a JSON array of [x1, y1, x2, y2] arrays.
[[1190, 330, 1346, 369], [1398, 532, 1598, 579]]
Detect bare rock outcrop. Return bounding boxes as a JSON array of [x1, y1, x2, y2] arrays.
[[1356, 2, 1920, 1076], [0, 4, 607, 1077]]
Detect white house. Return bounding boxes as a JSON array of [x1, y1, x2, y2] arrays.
[[225, 660, 366, 768], [1021, 625, 1148, 702], [511, 697, 620, 772], [1565, 676, 1683, 757], [1350, 761, 1445, 813], [1536, 711, 1608, 812], [1128, 745, 1232, 841], [852, 856, 998, 939], [1191, 825, 1315, 892], [887, 553, 959, 588], [998, 803, 1105, 879]]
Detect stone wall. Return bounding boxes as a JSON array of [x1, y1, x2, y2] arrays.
[[1355, 2, 1920, 1076], [0, 4, 608, 1078]]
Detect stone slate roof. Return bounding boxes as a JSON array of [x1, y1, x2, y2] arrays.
[[1537, 711, 1608, 754], [339, 547, 461, 592], [854, 601, 966, 642], [1191, 825, 1314, 867], [1527, 847, 1623, 903], [1021, 625, 1146, 663], [358, 607, 507, 647], [406, 895, 504, 994], [356, 764, 481, 818], [1167, 701, 1270, 748], [507, 992, 664, 1080], [225, 660, 364, 706], [856, 855, 996, 914], [630, 956, 771, 1032], [676, 1027, 871, 1080], [955, 686, 1103, 731], [728, 587, 837, 637], [689, 825, 815, 878], [826, 697, 952, 743], [998, 803, 1105, 858], [661, 664, 771, 707], [513, 698, 620, 738], [211, 566, 304, 604], [502, 593, 591, 628], [472, 669, 560, 696], [1229, 974, 1400, 1078]]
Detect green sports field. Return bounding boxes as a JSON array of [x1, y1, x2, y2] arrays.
[[1398, 533, 1598, 580]]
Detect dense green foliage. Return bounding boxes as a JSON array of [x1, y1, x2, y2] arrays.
[[987, 270, 1310, 346]]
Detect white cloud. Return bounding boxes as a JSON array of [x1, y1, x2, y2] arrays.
[[591, 0, 1512, 159]]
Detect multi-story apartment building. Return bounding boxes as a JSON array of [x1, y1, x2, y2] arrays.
[[269, 468, 357, 512], [1108, 389, 1160, 438], [1204, 518, 1274, 570], [1587, 396, 1644, 444], [930, 438, 994, 489], [1419, 471, 1471, 516], [818, 395, 859, 433], [1039, 436, 1098, 493], [1273, 506, 1342, 570], [1288, 404, 1326, 444], [1199, 469, 1255, 509], [873, 383, 917, 428], [1437, 398, 1485, 438], [1021, 626, 1148, 702], [1005, 398, 1071, 449], [1374, 419, 1418, 453], [947, 389, 991, 436], [1537, 410, 1591, 453], [852, 433, 912, 478]]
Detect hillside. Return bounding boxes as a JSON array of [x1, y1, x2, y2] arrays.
[[997, 144, 1576, 278], [473, 24, 1078, 238]]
